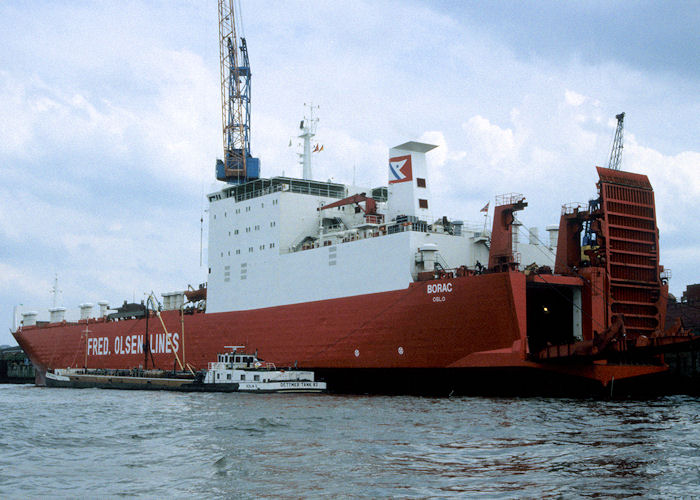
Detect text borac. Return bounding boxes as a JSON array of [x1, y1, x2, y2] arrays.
[[426, 282, 453, 294], [86, 332, 181, 356]]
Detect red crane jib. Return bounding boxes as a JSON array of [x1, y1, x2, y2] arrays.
[[317, 193, 377, 215]]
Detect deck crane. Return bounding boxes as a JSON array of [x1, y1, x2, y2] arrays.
[[607, 112, 625, 171], [216, 0, 260, 183]]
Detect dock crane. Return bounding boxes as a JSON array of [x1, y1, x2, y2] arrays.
[[607, 112, 625, 171], [582, 112, 626, 249], [216, 0, 260, 183]]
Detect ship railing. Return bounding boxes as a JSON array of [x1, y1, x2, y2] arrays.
[[364, 214, 384, 224], [282, 217, 476, 254], [495, 193, 525, 206], [561, 202, 586, 215], [230, 183, 285, 202], [321, 223, 344, 234]]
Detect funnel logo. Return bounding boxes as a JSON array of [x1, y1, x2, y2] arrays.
[[389, 155, 413, 184]]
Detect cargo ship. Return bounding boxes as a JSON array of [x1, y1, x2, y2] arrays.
[[12, 139, 699, 395], [11, 3, 698, 396]]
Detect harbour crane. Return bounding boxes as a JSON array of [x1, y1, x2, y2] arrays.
[[607, 112, 625, 171], [216, 0, 260, 183]]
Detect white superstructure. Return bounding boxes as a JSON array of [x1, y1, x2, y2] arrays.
[[206, 141, 555, 313]]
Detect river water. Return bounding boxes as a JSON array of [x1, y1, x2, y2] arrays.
[[1, 384, 699, 498]]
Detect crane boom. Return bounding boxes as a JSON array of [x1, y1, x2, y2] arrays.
[[216, 0, 259, 183], [607, 112, 625, 171]]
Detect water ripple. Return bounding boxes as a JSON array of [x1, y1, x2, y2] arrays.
[[0, 387, 699, 497]]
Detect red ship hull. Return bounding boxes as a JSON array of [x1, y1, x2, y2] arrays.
[[13, 271, 670, 395]]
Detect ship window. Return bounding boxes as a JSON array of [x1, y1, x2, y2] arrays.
[[248, 247, 253, 253], [235, 356, 240, 362], [261, 203, 264, 208], [246, 206, 250, 212], [217, 373, 220, 380], [417, 178, 426, 188], [419, 199, 429, 209], [227, 374, 231, 380], [208, 267, 211, 274], [236, 209, 240, 214], [227, 251, 230, 256], [236, 249, 240, 255], [254, 375, 260, 381], [224, 211, 227, 217], [234, 229, 239, 235], [355, 206, 361, 213]]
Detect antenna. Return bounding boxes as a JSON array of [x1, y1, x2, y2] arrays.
[[607, 112, 625, 171], [200, 183, 205, 267], [298, 103, 319, 180], [200, 213, 204, 267], [50, 273, 62, 308]]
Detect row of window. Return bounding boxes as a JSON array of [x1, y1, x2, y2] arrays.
[[226, 199, 280, 217], [216, 373, 260, 381], [214, 199, 279, 220], [226, 221, 276, 237], [220, 242, 276, 257]]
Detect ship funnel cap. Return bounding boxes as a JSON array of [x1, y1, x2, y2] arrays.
[[391, 141, 437, 153]]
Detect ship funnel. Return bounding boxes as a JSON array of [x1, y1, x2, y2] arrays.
[[529, 227, 539, 245], [512, 221, 522, 251], [98, 301, 110, 318], [546, 225, 559, 249], [21, 311, 38, 327], [79, 303, 94, 320], [49, 307, 66, 323], [387, 141, 437, 221]]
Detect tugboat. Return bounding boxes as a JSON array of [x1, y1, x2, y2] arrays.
[[204, 347, 327, 393]]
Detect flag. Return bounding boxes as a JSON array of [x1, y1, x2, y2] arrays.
[[319, 145, 324, 151], [313, 144, 319, 152], [480, 202, 489, 213]]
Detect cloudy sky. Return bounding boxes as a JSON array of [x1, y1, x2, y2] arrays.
[[1, 1, 698, 345]]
